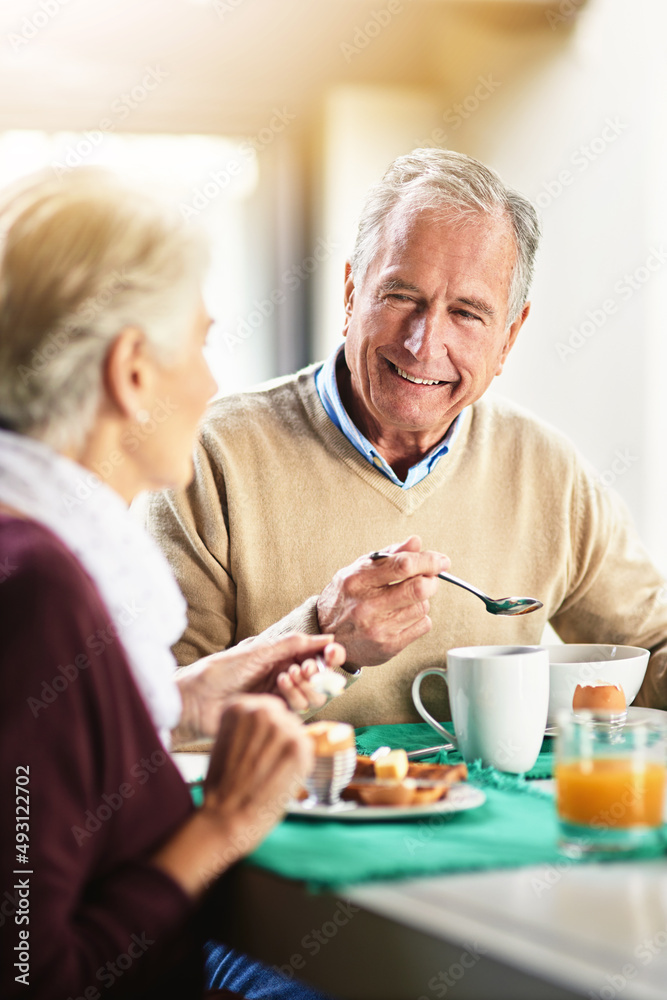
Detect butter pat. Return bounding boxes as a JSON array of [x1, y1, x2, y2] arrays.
[[374, 749, 409, 782]]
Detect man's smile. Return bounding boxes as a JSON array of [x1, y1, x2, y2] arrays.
[[386, 358, 450, 387]]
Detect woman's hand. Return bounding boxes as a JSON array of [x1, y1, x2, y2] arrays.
[[153, 694, 313, 897], [273, 650, 344, 714], [173, 633, 347, 745], [203, 694, 312, 842]]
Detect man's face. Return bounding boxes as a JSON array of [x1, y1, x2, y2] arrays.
[[341, 202, 529, 448]]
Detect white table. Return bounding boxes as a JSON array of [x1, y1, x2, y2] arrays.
[[177, 754, 667, 998], [223, 856, 667, 1000]]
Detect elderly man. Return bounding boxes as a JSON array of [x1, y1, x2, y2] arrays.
[[142, 148, 667, 725]]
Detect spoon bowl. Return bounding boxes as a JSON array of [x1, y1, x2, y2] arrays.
[[370, 552, 543, 617]]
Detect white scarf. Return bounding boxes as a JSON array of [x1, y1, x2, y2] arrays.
[[0, 429, 185, 746]]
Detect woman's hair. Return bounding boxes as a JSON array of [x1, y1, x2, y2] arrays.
[[0, 167, 209, 449], [349, 148, 541, 326]]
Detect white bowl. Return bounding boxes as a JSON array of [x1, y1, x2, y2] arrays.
[[546, 644, 649, 725]]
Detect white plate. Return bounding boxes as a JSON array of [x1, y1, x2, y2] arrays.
[[287, 782, 486, 821], [171, 752, 209, 784]]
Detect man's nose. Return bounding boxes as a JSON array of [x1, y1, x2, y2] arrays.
[[403, 311, 449, 362]]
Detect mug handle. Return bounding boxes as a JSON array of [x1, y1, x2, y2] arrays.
[[411, 668, 457, 745]]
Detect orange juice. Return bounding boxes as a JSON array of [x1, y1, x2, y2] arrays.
[[556, 759, 666, 828]]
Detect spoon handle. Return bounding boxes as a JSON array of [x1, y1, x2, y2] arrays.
[[437, 570, 489, 606], [370, 551, 490, 609]]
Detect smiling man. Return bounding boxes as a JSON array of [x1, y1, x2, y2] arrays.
[[143, 149, 667, 723], [335, 196, 527, 483]]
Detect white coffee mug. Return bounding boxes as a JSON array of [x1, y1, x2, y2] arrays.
[[412, 645, 550, 773]]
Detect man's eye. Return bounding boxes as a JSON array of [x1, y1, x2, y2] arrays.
[[387, 294, 413, 303], [454, 309, 481, 321]]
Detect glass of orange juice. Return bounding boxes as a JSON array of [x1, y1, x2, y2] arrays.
[[555, 709, 667, 856]]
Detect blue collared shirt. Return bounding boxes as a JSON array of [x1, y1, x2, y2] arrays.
[[314, 346, 463, 489]]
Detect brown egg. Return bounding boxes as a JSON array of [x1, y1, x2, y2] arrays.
[[572, 681, 627, 712]]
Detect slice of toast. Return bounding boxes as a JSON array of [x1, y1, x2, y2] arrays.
[[343, 756, 468, 806]]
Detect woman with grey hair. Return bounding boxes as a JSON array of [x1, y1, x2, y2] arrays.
[[0, 168, 339, 999]]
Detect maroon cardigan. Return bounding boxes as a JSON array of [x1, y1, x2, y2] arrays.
[[0, 514, 225, 999]]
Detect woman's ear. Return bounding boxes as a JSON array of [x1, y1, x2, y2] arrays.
[[103, 326, 156, 419]]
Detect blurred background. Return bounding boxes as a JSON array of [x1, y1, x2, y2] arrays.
[[0, 0, 666, 564]]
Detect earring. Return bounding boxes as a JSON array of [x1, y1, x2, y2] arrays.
[[135, 409, 150, 424]]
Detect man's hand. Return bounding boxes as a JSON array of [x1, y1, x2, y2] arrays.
[[316, 535, 450, 667], [203, 694, 313, 855], [173, 633, 346, 744]]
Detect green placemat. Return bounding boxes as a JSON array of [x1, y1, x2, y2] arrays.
[[249, 783, 564, 891], [247, 723, 566, 890], [355, 721, 556, 783]]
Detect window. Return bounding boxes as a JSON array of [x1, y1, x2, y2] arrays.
[[0, 129, 283, 396]]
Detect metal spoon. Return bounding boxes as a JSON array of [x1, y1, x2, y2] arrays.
[[369, 551, 543, 617], [371, 744, 455, 760]]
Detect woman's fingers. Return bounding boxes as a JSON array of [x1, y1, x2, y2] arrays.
[[299, 658, 320, 679], [276, 671, 309, 712], [323, 641, 346, 670], [276, 664, 328, 713], [205, 695, 312, 810]]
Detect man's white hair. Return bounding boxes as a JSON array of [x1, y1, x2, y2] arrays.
[[349, 148, 541, 325], [0, 167, 208, 450]]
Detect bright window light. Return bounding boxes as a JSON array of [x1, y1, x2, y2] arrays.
[[0, 129, 263, 396]]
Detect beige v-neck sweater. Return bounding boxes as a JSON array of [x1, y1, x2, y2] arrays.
[[141, 365, 667, 725]]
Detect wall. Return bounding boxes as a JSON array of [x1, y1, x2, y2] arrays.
[[312, 86, 443, 358]]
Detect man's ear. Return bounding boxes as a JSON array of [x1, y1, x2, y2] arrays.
[[103, 326, 155, 419], [342, 262, 355, 336], [495, 302, 530, 376]]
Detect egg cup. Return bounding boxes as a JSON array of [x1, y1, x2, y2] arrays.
[[303, 746, 357, 806]]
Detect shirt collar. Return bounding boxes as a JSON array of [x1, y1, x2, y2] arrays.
[[315, 345, 464, 489]]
